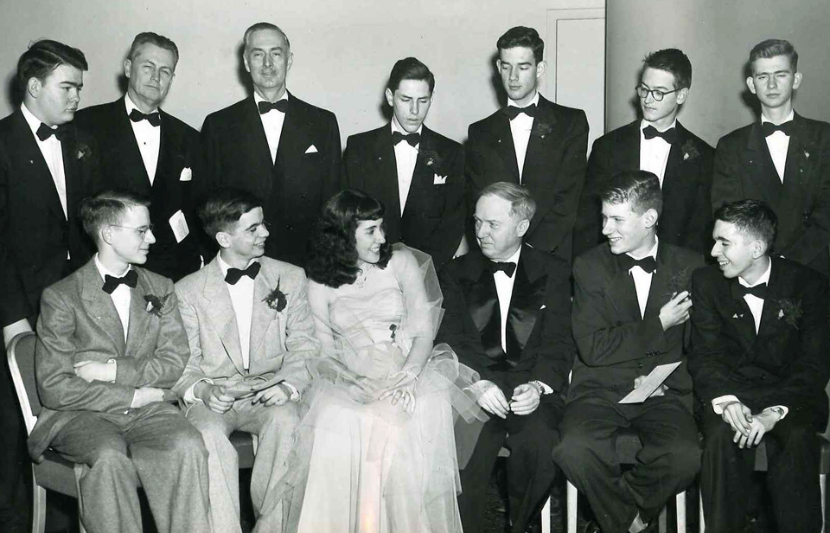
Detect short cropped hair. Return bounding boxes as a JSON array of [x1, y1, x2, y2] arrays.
[[714, 199, 777, 249], [80, 190, 150, 243], [497, 26, 544, 64], [750, 39, 798, 72], [17, 39, 88, 92], [306, 190, 393, 288], [600, 170, 663, 217], [387, 57, 435, 93], [128, 32, 179, 65], [198, 188, 263, 240], [243, 22, 290, 52], [643, 48, 692, 90], [479, 182, 537, 222]]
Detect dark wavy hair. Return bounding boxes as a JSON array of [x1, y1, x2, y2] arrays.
[[714, 199, 777, 251], [306, 190, 393, 288]]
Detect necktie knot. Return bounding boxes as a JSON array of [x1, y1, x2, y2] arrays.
[[733, 282, 768, 300], [761, 121, 794, 137], [489, 261, 516, 277], [102, 270, 138, 294], [258, 99, 288, 115], [392, 131, 420, 147], [225, 262, 261, 285], [129, 109, 161, 127], [503, 104, 537, 120], [642, 125, 678, 144], [36, 123, 68, 142], [620, 255, 657, 274]]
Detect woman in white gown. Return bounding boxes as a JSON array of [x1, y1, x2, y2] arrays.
[[279, 190, 485, 533]]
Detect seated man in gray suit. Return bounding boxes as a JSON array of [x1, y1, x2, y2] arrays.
[[173, 188, 319, 533], [29, 190, 211, 533]]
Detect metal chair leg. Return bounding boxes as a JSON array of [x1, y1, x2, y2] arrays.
[[541, 495, 551, 533], [567, 480, 578, 533], [676, 489, 687, 533]]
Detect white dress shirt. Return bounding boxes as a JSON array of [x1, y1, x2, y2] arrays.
[[626, 238, 659, 318], [507, 92, 540, 182], [125, 94, 161, 184], [217, 254, 256, 371], [762, 109, 794, 182], [255, 91, 288, 163], [492, 247, 522, 353], [94, 254, 132, 341], [639, 119, 676, 187], [391, 119, 421, 215], [21, 103, 68, 218]]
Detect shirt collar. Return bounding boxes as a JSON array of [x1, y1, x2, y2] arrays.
[[125, 93, 158, 115], [216, 253, 258, 276], [20, 103, 50, 137], [94, 254, 132, 281], [254, 91, 289, 106], [739, 258, 772, 288], [490, 245, 522, 268], [640, 118, 677, 133], [507, 91, 540, 109], [390, 118, 423, 137], [761, 109, 794, 125], [626, 236, 659, 261]]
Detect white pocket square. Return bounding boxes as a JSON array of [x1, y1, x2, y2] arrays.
[[433, 174, 448, 185], [305, 145, 319, 154], [540, 305, 547, 310], [179, 167, 192, 181]]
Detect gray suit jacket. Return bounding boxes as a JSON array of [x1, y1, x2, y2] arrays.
[[29, 259, 189, 460], [172, 255, 318, 398]]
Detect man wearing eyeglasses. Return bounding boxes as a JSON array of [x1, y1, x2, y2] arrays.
[[574, 48, 714, 259], [75, 32, 204, 282], [712, 39, 830, 277]]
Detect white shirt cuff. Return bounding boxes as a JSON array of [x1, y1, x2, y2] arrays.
[[763, 405, 789, 420], [531, 380, 554, 395], [712, 395, 740, 414], [281, 381, 300, 402], [183, 378, 215, 405]]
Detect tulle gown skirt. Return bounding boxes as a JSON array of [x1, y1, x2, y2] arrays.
[[278, 342, 483, 533]]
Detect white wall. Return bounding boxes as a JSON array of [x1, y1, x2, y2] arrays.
[[0, 0, 600, 144]]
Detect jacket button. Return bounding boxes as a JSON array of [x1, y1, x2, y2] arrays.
[[638, 363, 644, 369]]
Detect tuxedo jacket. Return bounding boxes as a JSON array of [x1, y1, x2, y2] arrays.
[[74, 98, 205, 281], [574, 120, 714, 257], [29, 259, 190, 460], [437, 244, 575, 396], [712, 113, 830, 275], [172, 255, 318, 397], [0, 109, 101, 327], [569, 242, 704, 407], [465, 96, 588, 264], [201, 93, 341, 266], [689, 259, 830, 429], [343, 124, 464, 270]]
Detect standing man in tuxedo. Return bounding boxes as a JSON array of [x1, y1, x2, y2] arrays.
[[465, 26, 588, 264], [712, 39, 830, 276], [30, 190, 212, 533], [173, 188, 319, 533], [574, 48, 714, 257], [75, 32, 204, 281], [438, 182, 575, 533], [553, 171, 702, 533], [202, 22, 341, 266], [343, 57, 464, 270], [689, 200, 829, 533], [0, 39, 99, 531]]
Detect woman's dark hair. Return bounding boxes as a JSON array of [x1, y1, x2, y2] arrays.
[[306, 189, 393, 288]]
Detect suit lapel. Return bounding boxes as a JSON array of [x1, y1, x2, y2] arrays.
[[249, 262, 280, 368], [370, 126, 402, 220], [727, 279, 761, 350], [463, 253, 502, 359], [746, 123, 783, 206], [621, 121, 641, 170], [606, 255, 643, 322], [522, 97, 559, 185], [277, 92, 314, 171], [643, 244, 670, 320], [114, 98, 153, 187], [489, 113, 520, 182], [125, 269, 153, 357], [80, 261, 126, 354], [506, 248, 546, 352], [406, 126, 440, 217], [242, 97, 276, 174], [203, 259, 246, 374], [13, 111, 66, 220], [662, 123, 688, 195], [154, 110, 178, 189]]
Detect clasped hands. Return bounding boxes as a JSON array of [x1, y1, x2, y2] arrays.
[[197, 381, 293, 414], [474, 380, 541, 419], [720, 400, 780, 449], [73, 360, 163, 409], [341, 367, 420, 414]]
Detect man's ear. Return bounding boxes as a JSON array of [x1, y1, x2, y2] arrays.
[[26, 77, 41, 99], [675, 87, 689, 105], [516, 219, 530, 238], [793, 71, 803, 90], [287, 52, 294, 73], [643, 208, 659, 229], [746, 76, 757, 95], [535, 60, 546, 80], [123, 59, 132, 80], [216, 231, 231, 249], [101, 225, 114, 245], [385, 88, 394, 108], [751, 239, 767, 259]]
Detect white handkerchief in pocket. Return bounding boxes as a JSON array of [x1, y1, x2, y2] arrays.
[[305, 145, 319, 154], [433, 174, 448, 185], [179, 167, 192, 181]]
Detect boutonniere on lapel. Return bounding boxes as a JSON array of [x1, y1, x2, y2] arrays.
[[263, 278, 288, 312], [76, 142, 92, 161], [664, 267, 694, 299], [144, 293, 171, 318], [772, 298, 802, 329], [418, 148, 444, 171], [531, 121, 553, 139], [681, 139, 700, 161]]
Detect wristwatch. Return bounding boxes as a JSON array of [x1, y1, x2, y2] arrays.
[[768, 406, 785, 419]]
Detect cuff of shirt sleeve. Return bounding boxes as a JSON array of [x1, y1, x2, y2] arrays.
[[763, 405, 789, 420], [183, 378, 215, 405], [281, 381, 300, 402], [531, 380, 554, 395], [712, 395, 740, 414]]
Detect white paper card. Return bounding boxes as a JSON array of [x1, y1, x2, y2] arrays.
[[618, 361, 682, 404], [169, 210, 190, 243]]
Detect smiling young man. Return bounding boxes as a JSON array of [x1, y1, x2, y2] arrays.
[[29, 190, 212, 533], [172, 188, 319, 533], [202, 22, 341, 267], [75, 32, 205, 282], [574, 49, 714, 257], [712, 39, 830, 276], [689, 199, 829, 533], [465, 26, 588, 265], [438, 182, 575, 533], [343, 57, 464, 270], [554, 170, 702, 533]]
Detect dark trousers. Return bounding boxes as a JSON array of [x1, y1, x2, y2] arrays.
[[552, 395, 700, 533], [0, 342, 29, 532], [699, 407, 822, 533], [458, 398, 563, 533]]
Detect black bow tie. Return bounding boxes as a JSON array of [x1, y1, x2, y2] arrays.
[[225, 262, 261, 285], [36, 123, 69, 142], [392, 131, 420, 147], [761, 121, 794, 137], [489, 261, 516, 277], [503, 104, 537, 120], [642, 125, 678, 144], [620, 255, 657, 274], [129, 109, 161, 127], [732, 282, 768, 300], [102, 270, 138, 294], [258, 99, 288, 114]]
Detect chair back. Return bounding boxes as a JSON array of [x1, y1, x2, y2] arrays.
[[7, 331, 41, 434]]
